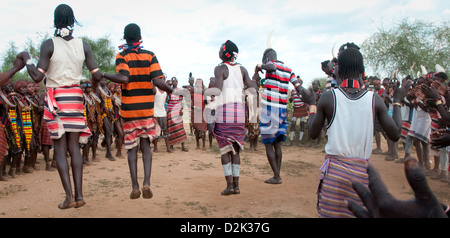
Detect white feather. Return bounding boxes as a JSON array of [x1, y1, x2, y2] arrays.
[[267, 30, 274, 49], [436, 64, 445, 73], [421, 65, 427, 75]]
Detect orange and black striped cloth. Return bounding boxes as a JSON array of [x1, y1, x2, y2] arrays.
[[116, 48, 164, 149], [116, 48, 164, 122]]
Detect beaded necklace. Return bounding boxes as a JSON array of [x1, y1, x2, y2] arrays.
[[340, 79, 361, 94]]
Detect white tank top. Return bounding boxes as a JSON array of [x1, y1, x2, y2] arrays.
[[46, 37, 85, 88], [325, 88, 374, 160], [216, 63, 244, 105], [154, 88, 167, 117]]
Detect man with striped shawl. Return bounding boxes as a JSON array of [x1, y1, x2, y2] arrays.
[[252, 48, 300, 185], [299, 47, 410, 218], [104, 23, 174, 200], [212, 40, 258, 195]]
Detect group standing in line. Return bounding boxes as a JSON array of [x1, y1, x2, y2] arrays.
[[0, 4, 448, 218]]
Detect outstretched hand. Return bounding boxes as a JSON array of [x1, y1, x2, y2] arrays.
[[297, 86, 316, 105], [431, 133, 450, 149], [421, 84, 441, 101], [393, 80, 412, 102], [347, 158, 448, 218]]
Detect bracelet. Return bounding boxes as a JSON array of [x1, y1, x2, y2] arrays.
[[309, 105, 317, 115], [436, 100, 443, 106], [37, 68, 46, 75], [26, 59, 33, 65], [101, 72, 106, 78], [392, 102, 402, 106], [90, 68, 99, 74]]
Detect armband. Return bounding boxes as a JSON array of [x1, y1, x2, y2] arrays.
[[309, 105, 317, 115], [90, 68, 99, 74], [37, 68, 46, 75]]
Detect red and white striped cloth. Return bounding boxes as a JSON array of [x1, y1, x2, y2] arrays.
[[43, 85, 91, 144]]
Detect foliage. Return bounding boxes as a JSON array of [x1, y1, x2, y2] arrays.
[[361, 18, 449, 78], [0, 34, 117, 83], [81, 36, 117, 79]]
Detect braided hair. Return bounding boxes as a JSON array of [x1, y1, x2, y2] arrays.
[[337, 48, 365, 80], [54, 4, 78, 29]]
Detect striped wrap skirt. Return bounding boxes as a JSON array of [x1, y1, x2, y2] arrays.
[[260, 105, 288, 144], [167, 106, 187, 145], [317, 155, 369, 218], [43, 85, 91, 144], [123, 118, 156, 150], [213, 102, 246, 155], [0, 126, 7, 163]]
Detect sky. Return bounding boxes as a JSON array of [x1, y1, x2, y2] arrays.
[[0, 0, 448, 87]]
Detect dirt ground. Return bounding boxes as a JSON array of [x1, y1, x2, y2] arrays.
[[1, 125, 449, 219]]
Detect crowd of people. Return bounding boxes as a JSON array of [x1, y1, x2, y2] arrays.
[[0, 4, 448, 218]]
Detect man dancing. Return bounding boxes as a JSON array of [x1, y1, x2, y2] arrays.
[[102, 23, 174, 199], [299, 46, 409, 218], [212, 40, 258, 195], [253, 48, 301, 184]]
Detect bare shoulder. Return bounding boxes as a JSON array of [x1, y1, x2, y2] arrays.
[[239, 64, 248, 73], [214, 63, 228, 77], [319, 90, 333, 101], [40, 38, 54, 49], [317, 90, 334, 110]]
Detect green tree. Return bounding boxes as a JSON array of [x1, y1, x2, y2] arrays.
[[81, 35, 117, 79], [0, 34, 116, 82], [1, 41, 31, 82], [361, 18, 449, 78]]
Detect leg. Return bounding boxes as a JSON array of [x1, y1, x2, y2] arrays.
[[287, 118, 297, 146], [422, 141, 430, 170], [82, 141, 91, 166], [127, 144, 140, 199], [114, 120, 124, 157], [195, 129, 200, 150], [274, 138, 283, 178], [181, 142, 189, 152], [231, 143, 241, 194], [396, 135, 413, 163], [53, 134, 76, 209], [385, 138, 395, 161], [42, 145, 55, 170], [152, 138, 159, 153], [428, 155, 441, 176], [66, 132, 85, 207], [201, 131, 206, 150], [413, 137, 423, 167], [91, 131, 99, 162], [298, 119, 306, 147], [220, 152, 233, 195], [140, 137, 153, 199], [264, 139, 282, 184], [373, 131, 382, 153], [0, 155, 7, 181], [102, 118, 115, 161], [9, 152, 23, 177]]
